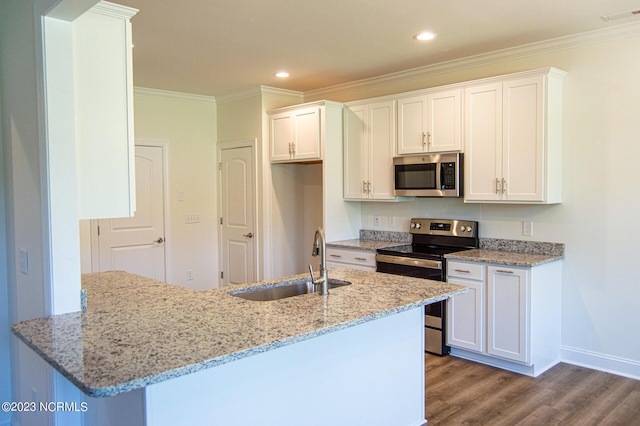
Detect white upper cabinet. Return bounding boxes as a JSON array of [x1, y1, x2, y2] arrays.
[[269, 105, 321, 163], [397, 88, 462, 155], [464, 69, 565, 204], [343, 100, 398, 200], [74, 2, 137, 219]]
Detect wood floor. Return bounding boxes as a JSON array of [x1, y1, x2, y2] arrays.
[[425, 354, 640, 426]]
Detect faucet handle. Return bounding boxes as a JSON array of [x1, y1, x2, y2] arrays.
[[308, 265, 316, 282]]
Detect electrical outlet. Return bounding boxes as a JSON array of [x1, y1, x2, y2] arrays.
[[522, 221, 533, 236], [185, 214, 200, 224], [373, 215, 381, 227], [187, 269, 194, 281]]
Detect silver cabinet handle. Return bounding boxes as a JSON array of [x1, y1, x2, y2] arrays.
[[154, 237, 164, 244], [243, 233, 253, 238], [454, 269, 470, 273], [355, 257, 367, 261], [363, 181, 367, 194], [496, 269, 513, 274], [502, 178, 507, 194], [422, 132, 426, 147], [496, 178, 500, 194], [367, 181, 372, 193], [330, 254, 342, 258], [427, 131, 432, 146]]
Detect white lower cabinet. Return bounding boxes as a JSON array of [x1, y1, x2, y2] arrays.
[[446, 262, 485, 352], [446, 259, 562, 377], [326, 247, 376, 272], [486, 266, 529, 363]]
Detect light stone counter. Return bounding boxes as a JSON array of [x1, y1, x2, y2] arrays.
[[11, 268, 466, 398]]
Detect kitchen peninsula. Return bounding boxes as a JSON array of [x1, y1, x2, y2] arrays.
[[12, 269, 466, 426]]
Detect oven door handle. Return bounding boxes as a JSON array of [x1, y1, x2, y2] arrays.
[[375, 254, 442, 270]]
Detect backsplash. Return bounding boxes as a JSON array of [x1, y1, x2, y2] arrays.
[[359, 229, 411, 243], [480, 238, 565, 256], [359, 230, 564, 257]]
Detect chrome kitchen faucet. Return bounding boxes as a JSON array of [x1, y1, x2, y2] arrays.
[[308, 227, 328, 295]]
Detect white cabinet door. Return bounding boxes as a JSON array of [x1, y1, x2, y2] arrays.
[[487, 266, 529, 364], [270, 112, 295, 162], [343, 100, 396, 200], [343, 105, 368, 199], [270, 107, 321, 163], [368, 101, 396, 200], [397, 95, 428, 155], [427, 89, 462, 152], [397, 89, 461, 155], [502, 76, 544, 202], [447, 276, 484, 352], [464, 83, 503, 202], [293, 107, 321, 160]]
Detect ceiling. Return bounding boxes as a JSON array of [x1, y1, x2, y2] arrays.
[[111, 0, 640, 97]]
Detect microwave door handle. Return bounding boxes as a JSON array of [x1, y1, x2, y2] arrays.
[[436, 162, 442, 192]]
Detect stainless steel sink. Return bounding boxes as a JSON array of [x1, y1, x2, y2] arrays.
[[229, 278, 351, 301]]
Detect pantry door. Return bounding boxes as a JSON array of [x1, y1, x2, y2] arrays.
[[219, 140, 257, 287], [97, 144, 167, 281]]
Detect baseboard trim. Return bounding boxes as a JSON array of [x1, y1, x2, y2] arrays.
[[561, 346, 640, 380]]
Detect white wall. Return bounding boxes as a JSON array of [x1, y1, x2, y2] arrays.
[[133, 88, 218, 290], [0, 84, 12, 426], [308, 29, 640, 376], [1, 1, 55, 424]]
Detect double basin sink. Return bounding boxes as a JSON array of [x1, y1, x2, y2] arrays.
[[229, 278, 351, 301]]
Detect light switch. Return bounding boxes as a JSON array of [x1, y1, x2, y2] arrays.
[[185, 214, 200, 224], [19, 249, 29, 275]]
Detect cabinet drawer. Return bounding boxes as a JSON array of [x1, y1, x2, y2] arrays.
[[447, 261, 484, 281], [326, 247, 376, 267]]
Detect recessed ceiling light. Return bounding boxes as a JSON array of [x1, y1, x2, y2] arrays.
[[274, 71, 290, 78], [414, 32, 437, 41]]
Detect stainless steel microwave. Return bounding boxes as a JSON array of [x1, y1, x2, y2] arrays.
[[393, 153, 463, 197]]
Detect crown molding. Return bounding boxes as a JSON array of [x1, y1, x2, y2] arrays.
[[259, 86, 304, 102], [90, 1, 138, 19], [215, 85, 303, 105], [305, 21, 640, 100], [133, 87, 216, 104]]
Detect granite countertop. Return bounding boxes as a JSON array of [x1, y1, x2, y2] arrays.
[[11, 269, 466, 398], [326, 238, 407, 251], [445, 249, 563, 267]]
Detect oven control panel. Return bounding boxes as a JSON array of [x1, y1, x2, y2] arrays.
[[410, 218, 477, 237]]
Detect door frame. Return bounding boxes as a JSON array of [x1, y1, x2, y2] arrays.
[[217, 139, 259, 287], [90, 140, 171, 281]]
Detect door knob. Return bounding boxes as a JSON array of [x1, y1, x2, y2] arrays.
[[154, 237, 164, 244], [243, 233, 253, 238]]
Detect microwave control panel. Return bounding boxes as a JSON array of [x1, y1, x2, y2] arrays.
[[441, 162, 456, 189]]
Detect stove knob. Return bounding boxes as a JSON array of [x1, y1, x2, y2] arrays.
[[466, 226, 473, 232], [459, 225, 466, 232], [415, 223, 422, 229], [410, 223, 416, 229]]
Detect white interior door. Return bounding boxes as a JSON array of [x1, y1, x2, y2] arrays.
[[219, 143, 256, 286], [97, 145, 166, 281]]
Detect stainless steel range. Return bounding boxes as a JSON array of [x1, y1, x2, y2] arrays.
[[376, 218, 479, 355]]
